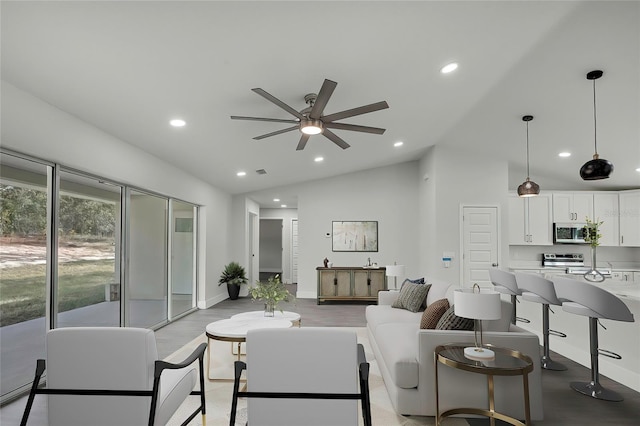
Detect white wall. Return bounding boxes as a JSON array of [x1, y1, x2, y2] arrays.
[[1, 81, 233, 308], [241, 162, 421, 299], [419, 145, 510, 286]]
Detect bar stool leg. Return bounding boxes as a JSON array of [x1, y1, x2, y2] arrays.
[[570, 317, 623, 401], [540, 304, 567, 371]]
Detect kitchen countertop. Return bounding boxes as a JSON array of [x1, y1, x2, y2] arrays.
[[509, 268, 640, 302]]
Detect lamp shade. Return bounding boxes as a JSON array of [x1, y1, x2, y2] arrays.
[[454, 288, 501, 320], [385, 265, 405, 277]]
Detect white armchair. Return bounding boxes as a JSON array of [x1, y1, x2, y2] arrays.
[[20, 327, 207, 426], [230, 327, 372, 426]]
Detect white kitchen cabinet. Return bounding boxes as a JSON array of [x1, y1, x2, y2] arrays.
[[508, 193, 553, 245], [593, 192, 619, 246], [552, 192, 594, 223], [619, 190, 640, 247]]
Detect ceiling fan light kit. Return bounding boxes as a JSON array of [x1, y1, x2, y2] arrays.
[[517, 115, 540, 197], [231, 79, 389, 151], [580, 70, 614, 180]]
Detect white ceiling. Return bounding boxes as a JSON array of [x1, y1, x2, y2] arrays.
[[2, 1, 639, 208]]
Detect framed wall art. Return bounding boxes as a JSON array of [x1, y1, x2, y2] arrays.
[[332, 221, 378, 252]]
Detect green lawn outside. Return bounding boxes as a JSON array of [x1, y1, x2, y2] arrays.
[[0, 259, 115, 327]]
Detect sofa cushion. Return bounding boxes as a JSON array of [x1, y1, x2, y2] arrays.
[[365, 304, 422, 333], [424, 278, 453, 306], [392, 282, 431, 312], [435, 305, 474, 330], [420, 298, 449, 329], [374, 323, 420, 389]]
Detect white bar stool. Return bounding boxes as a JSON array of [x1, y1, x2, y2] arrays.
[[553, 276, 635, 401], [514, 272, 567, 371], [489, 269, 529, 325]]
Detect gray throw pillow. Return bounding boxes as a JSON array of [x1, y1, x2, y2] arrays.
[[392, 282, 431, 313], [435, 304, 475, 330]]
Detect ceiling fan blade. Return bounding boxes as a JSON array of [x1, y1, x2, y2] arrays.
[[253, 125, 299, 140], [296, 134, 310, 151], [324, 122, 386, 135], [309, 79, 337, 119], [231, 116, 299, 124], [323, 129, 350, 149], [322, 101, 389, 123], [252, 88, 304, 120]]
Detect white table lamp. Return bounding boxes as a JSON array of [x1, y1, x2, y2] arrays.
[[385, 264, 405, 290], [454, 284, 501, 361]]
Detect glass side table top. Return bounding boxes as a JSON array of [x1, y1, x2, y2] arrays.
[[436, 344, 533, 375]]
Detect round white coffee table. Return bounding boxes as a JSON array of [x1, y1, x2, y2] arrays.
[[205, 317, 292, 381], [231, 310, 301, 326]]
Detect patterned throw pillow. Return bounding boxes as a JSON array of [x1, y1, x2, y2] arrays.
[[420, 298, 450, 329], [435, 304, 475, 330], [405, 277, 425, 285], [392, 282, 431, 312]]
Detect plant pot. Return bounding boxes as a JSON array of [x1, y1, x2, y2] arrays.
[[227, 283, 241, 300]]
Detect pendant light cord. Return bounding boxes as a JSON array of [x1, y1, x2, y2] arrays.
[[526, 121, 530, 178], [593, 78, 598, 155]]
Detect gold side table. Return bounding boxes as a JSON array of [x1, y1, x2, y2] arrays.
[[434, 344, 534, 426]]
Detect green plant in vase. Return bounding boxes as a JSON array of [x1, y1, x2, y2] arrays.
[[583, 217, 605, 282], [249, 274, 295, 316]]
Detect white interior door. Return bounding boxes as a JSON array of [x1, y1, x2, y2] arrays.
[[462, 206, 499, 289]]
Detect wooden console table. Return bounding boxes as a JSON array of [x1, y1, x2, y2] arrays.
[[316, 267, 387, 304]]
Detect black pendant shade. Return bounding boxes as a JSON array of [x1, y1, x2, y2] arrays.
[[580, 155, 614, 180], [580, 70, 613, 180], [518, 115, 540, 197]]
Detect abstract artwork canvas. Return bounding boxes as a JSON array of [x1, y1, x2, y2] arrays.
[[332, 221, 378, 252]]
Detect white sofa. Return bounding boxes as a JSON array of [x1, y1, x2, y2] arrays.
[[365, 278, 544, 420]]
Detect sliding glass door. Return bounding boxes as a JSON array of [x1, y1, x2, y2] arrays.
[[0, 153, 50, 400], [128, 190, 168, 328], [170, 200, 197, 318], [56, 171, 121, 328], [0, 149, 200, 402]]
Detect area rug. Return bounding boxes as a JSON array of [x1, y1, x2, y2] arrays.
[[165, 327, 469, 426]]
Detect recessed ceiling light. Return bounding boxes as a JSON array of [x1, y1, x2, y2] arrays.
[[558, 152, 571, 157], [273, 198, 280, 202], [169, 119, 186, 127], [236, 171, 246, 177], [394, 141, 404, 147], [636, 167, 640, 172], [281, 204, 287, 208], [440, 62, 458, 74], [314, 156, 324, 162]]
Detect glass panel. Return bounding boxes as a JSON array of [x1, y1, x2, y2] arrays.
[[0, 154, 49, 399], [57, 171, 121, 327], [129, 191, 167, 328], [170, 200, 196, 318]]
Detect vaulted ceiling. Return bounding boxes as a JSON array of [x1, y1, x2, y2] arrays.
[[2, 1, 639, 206]]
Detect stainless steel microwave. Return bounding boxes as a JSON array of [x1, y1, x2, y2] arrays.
[[553, 223, 587, 244]]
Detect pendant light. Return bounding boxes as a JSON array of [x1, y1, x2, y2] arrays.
[[517, 115, 540, 197], [580, 70, 614, 180]]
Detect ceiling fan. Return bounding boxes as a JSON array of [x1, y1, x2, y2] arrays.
[[231, 79, 389, 150]]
